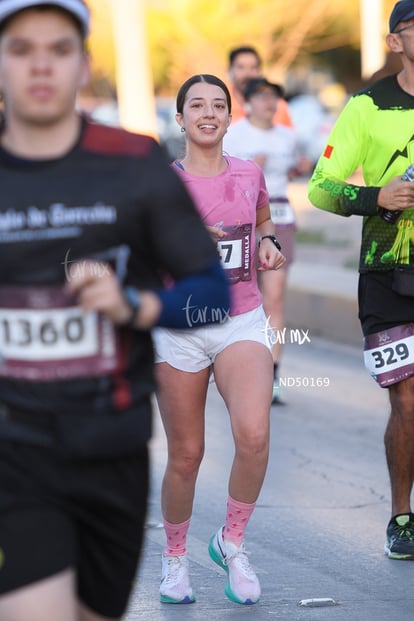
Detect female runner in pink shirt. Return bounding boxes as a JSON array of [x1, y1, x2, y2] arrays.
[[154, 74, 285, 606]]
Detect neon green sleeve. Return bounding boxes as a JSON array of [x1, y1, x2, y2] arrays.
[[308, 96, 380, 217], [308, 75, 414, 271]]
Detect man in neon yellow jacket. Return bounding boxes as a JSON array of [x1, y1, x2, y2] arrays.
[[309, 0, 414, 563]]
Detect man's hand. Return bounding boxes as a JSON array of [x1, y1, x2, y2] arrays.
[[66, 261, 161, 329], [66, 261, 132, 324], [378, 176, 414, 212]]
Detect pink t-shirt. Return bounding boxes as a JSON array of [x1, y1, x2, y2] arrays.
[[173, 156, 269, 316]]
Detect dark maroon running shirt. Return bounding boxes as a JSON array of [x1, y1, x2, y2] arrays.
[[0, 116, 220, 450]]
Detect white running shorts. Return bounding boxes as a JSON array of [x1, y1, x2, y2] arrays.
[[153, 305, 272, 372]]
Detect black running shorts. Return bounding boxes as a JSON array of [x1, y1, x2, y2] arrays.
[[358, 270, 414, 336], [0, 438, 149, 618]]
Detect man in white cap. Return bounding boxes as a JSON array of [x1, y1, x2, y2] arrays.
[[0, 2, 229, 620]]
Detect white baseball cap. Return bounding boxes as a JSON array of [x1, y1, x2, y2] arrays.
[[0, 0, 90, 36]]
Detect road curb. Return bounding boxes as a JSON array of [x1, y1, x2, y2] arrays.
[[285, 262, 363, 348]]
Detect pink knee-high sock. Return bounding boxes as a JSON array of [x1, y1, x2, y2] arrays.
[[224, 496, 256, 546], [163, 518, 191, 556]]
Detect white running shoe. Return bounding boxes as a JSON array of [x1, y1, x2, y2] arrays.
[[160, 553, 195, 604], [208, 527, 261, 605]]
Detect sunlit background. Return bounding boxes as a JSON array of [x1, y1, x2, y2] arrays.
[[80, 0, 399, 153]]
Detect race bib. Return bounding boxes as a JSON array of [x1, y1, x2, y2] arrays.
[[269, 199, 295, 225], [0, 286, 119, 381], [216, 224, 252, 284], [364, 324, 414, 387]]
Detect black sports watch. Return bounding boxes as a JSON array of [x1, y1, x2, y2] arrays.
[[122, 286, 141, 328], [258, 234, 282, 251]]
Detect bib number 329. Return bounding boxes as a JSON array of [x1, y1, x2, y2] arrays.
[[364, 324, 414, 387]]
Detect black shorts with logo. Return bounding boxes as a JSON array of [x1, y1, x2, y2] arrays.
[[0, 429, 149, 618], [358, 270, 414, 336]]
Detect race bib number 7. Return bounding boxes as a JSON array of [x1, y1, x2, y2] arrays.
[[0, 286, 119, 381], [364, 324, 414, 387], [216, 224, 252, 284]]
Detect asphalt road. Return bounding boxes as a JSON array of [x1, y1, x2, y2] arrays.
[[123, 337, 414, 621]]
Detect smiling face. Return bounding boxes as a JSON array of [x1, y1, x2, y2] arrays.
[[176, 81, 231, 148], [0, 8, 89, 128]]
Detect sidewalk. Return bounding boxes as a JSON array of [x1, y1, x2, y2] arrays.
[[286, 177, 363, 347]]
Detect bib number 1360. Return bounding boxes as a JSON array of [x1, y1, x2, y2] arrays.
[[0, 286, 118, 380], [1, 315, 84, 348], [0, 307, 96, 361]]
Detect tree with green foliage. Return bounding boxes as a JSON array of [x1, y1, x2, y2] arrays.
[[86, 0, 397, 97]]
